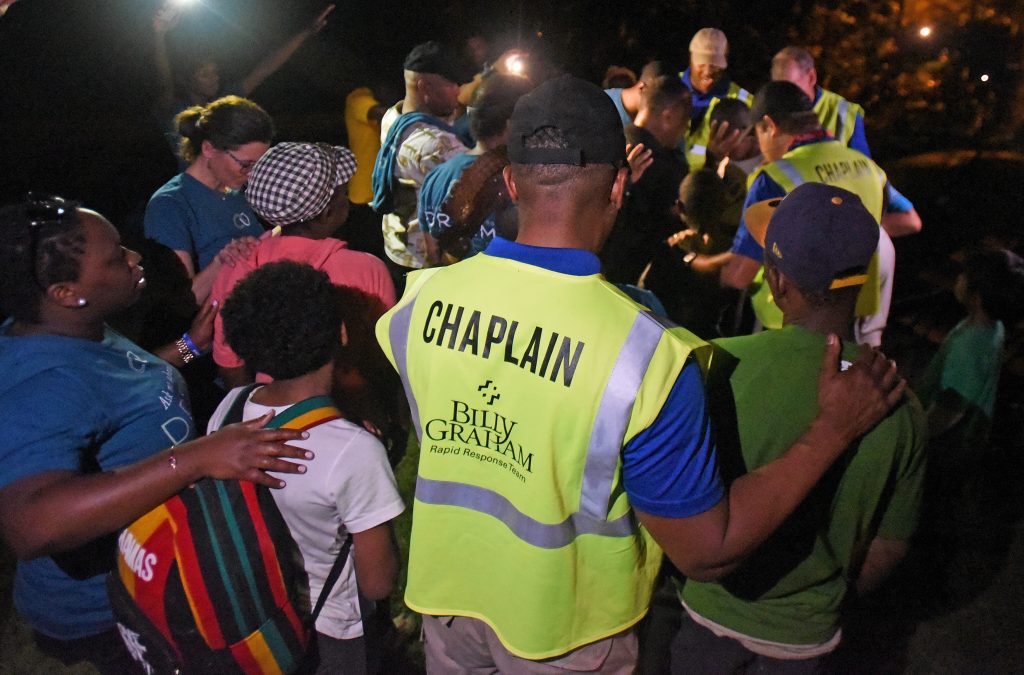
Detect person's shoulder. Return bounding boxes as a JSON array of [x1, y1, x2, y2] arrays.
[[310, 416, 387, 457], [150, 173, 187, 199], [0, 343, 95, 405], [345, 87, 378, 113], [402, 123, 462, 149]]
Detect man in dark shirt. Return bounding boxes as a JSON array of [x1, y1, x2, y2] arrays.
[[601, 76, 691, 285]]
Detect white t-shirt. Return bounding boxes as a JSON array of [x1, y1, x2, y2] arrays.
[[208, 387, 405, 639]]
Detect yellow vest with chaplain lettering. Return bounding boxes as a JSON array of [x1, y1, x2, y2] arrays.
[[747, 140, 887, 330], [685, 81, 753, 172], [814, 89, 866, 149], [376, 252, 708, 660]]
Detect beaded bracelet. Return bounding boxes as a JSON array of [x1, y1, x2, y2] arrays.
[[181, 332, 203, 358]]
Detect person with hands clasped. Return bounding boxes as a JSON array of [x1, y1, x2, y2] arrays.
[[145, 95, 275, 305], [0, 196, 310, 674]]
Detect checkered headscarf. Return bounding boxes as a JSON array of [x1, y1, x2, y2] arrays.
[[246, 142, 358, 227]]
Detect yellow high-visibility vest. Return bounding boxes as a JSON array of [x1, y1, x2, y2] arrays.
[[376, 252, 707, 659]]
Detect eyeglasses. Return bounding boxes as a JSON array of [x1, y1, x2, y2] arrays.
[[25, 193, 78, 289], [223, 148, 258, 171]]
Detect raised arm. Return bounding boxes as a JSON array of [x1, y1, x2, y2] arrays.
[[152, 3, 182, 116], [241, 4, 335, 96]]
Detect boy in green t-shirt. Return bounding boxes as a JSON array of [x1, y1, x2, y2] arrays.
[[673, 183, 927, 673]]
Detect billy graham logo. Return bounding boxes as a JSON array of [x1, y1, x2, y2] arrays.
[[425, 399, 533, 476]]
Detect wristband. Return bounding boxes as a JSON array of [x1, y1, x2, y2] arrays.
[[175, 338, 195, 364], [182, 332, 203, 358], [168, 447, 178, 471]]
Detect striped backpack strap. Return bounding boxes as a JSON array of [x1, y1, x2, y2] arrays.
[[217, 386, 342, 433]]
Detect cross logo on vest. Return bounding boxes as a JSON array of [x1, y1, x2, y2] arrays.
[[477, 379, 500, 405]]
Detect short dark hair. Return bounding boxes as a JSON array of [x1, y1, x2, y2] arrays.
[[764, 256, 859, 309], [751, 81, 819, 134], [221, 261, 341, 380], [643, 76, 691, 115], [710, 98, 751, 130], [175, 95, 274, 163], [0, 197, 87, 322], [963, 247, 1024, 324], [639, 61, 670, 85], [470, 73, 534, 142]]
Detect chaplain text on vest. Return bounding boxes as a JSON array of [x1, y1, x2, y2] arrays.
[[422, 301, 586, 388], [814, 157, 874, 184]]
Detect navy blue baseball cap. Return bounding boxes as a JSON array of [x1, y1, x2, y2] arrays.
[[746, 182, 879, 293]]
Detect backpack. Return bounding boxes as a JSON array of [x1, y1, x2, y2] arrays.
[[108, 386, 350, 674]]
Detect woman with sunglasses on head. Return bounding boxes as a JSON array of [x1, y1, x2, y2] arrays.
[[0, 196, 310, 673], [145, 95, 274, 305]]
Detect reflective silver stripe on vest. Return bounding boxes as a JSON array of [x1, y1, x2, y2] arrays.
[[416, 478, 635, 548], [690, 144, 707, 157], [836, 99, 849, 142], [772, 159, 805, 188], [414, 311, 667, 548], [737, 88, 751, 103], [389, 298, 423, 441], [579, 312, 664, 521]]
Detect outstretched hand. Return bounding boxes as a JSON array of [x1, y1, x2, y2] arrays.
[[627, 143, 653, 183], [188, 412, 313, 488], [817, 335, 906, 447]]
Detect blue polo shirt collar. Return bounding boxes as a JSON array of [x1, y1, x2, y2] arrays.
[[483, 236, 601, 276]]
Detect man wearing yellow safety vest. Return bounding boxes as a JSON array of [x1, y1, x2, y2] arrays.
[[680, 28, 753, 172], [376, 75, 907, 673], [771, 46, 924, 240], [721, 80, 896, 347]]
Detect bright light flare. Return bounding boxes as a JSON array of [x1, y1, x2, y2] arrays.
[[505, 55, 525, 76], [168, 0, 197, 7], [980, 74, 990, 82], [919, 26, 932, 38]]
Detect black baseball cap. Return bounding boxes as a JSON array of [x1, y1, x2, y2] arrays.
[[403, 41, 475, 85], [507, 75, 626, 166], [750, 80, 814, 122], [749, 183, 879, 293]]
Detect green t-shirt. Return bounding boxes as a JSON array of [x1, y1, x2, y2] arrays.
[[682, 325, 927, 645], [916, 318, 1004, 425]]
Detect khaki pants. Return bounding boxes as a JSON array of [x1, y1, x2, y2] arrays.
[[421, 614, 637, 674]]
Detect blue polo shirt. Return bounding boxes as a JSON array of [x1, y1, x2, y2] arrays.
[[681, 68, 736, 122], [483, 237, 723, 518]]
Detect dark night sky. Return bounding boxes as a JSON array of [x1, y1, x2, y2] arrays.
[[0, 0, 1017, 225]]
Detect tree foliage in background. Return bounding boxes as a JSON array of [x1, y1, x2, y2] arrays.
[[789, 0, 1022, 152]]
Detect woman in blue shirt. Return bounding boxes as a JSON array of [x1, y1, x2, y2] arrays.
[[0, 195, 309, 673], [145, 96, 274, 304]]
